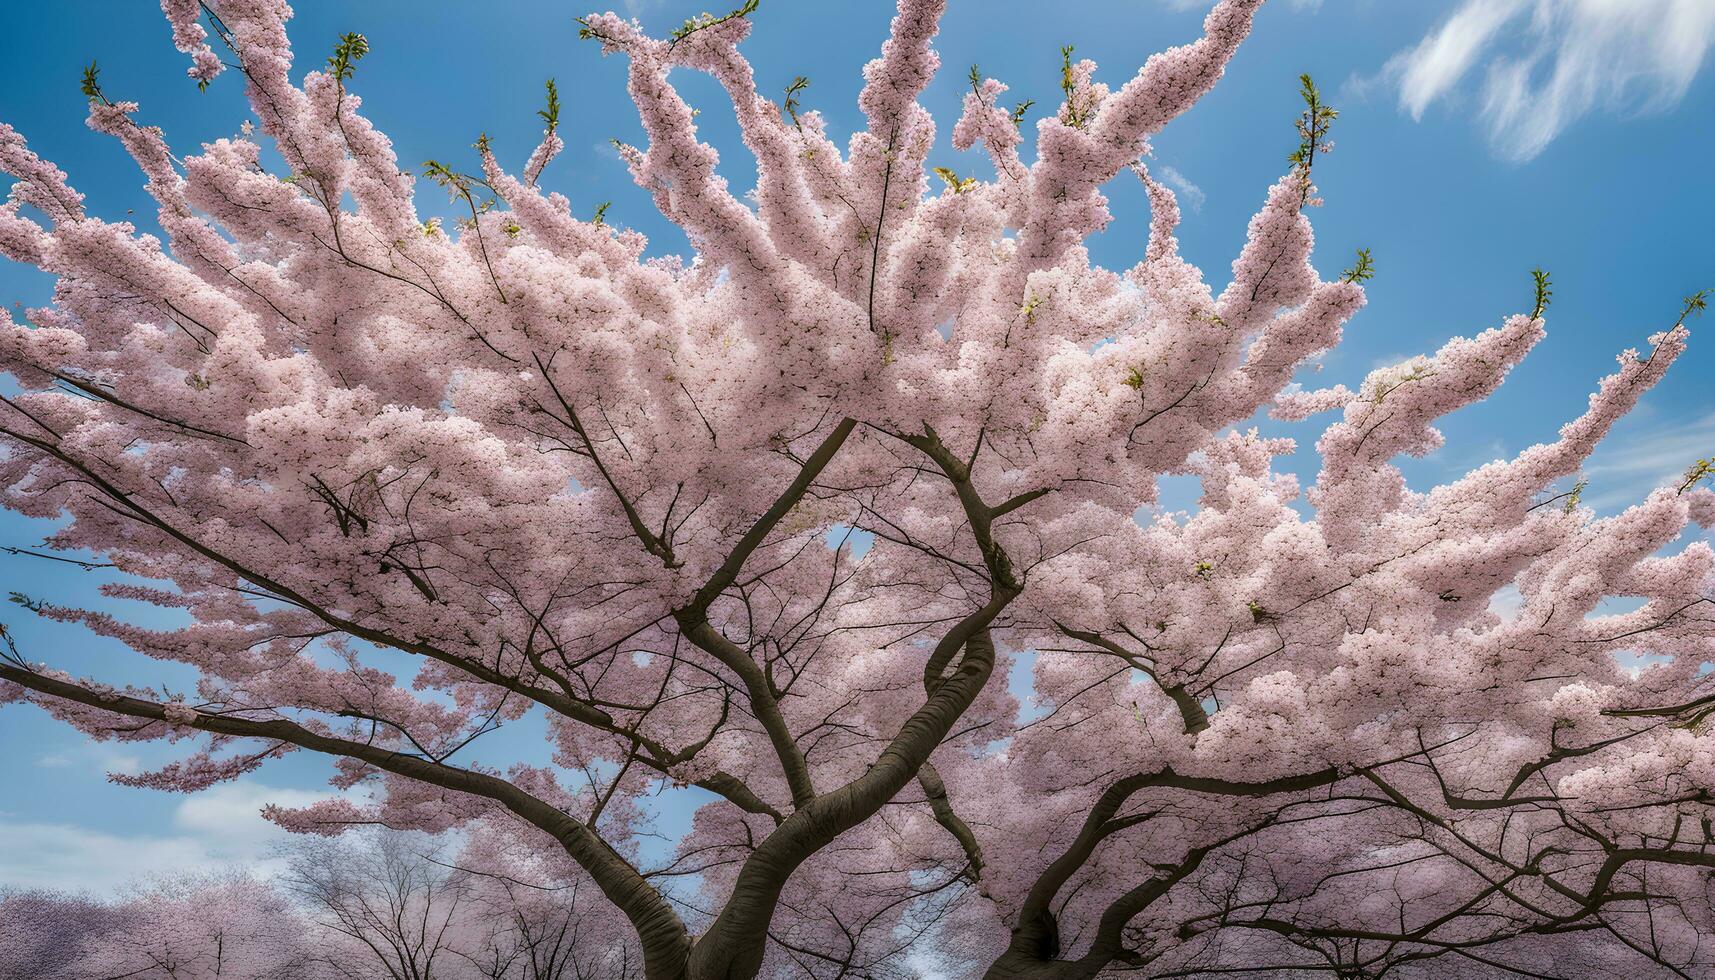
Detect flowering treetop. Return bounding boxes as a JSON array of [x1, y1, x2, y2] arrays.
[[2, 0, 1714, 977]]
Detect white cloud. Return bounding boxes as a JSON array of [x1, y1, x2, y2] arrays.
[[1155, 165, 1206, 213], [1579, 410, 1715, 511], [1489, 582, 1524, 621], [1372, 0, 1715, 160], [33, 739, 142, 776], [0, 782, 339, 894], [1367, 352, 1413, 371], [1391, 0, 1533, 119], [0, 822, 219, 894]]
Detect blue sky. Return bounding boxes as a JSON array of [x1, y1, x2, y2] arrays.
[[1, 0, 1711, 893]]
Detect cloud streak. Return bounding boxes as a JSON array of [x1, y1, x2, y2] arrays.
[[1373, 0, 1715, 160], [1156, 165, 1207, 213], [1579, 410, 1715, 511]]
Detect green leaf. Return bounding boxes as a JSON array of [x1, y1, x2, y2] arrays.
[[1341, 247, 1374, 284], [328, 32, 369, 85], [80, 60, 104, 104], [1679, 288, 1711, 324], [1020, 293, 1043, 323], [1059, 45, 1089, 129], [1290, 72, 1338, 202], [669, 0, 759, 46], [538, 78, 561, 131], [1530, 268, 1552, 319], [1681, 459, 1715, 495], [932, 167, 977, 193], [783, 75, 809, 131]]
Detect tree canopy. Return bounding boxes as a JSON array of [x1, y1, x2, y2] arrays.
[[3, 1, 1714, 977]]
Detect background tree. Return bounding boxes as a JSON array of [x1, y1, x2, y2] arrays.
[[0, 844, 635, 980], [1, 875, 321, 980], [280, 829, 474, 980], [0, 887, 134, 980], [1, 0, 1712, 977], [453, 817, 644, 980]]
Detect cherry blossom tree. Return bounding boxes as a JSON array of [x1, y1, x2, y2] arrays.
[[276, 825, 641, 980], [0, 888, 133, 979], [280, 829, 476, 980], [1, 851, 632, 980], [2, 0, 1714, 977], [450, 817, 644, 980], [7, 875, 322, 980]]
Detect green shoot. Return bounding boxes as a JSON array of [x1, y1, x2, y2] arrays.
[[1021, 293, 1043, 324], [1288, 73, 1337, 202], [328, 32, 368, 85], [1341, 248, 1374, 284], [932, 167, 978, 194], [1060, 46, 1091, 129], [783, 75, 809, 131], [668, 0, 759, 48], [1530, 268, 1552, 319], [1682, 458, 1715, 496], [1678, 288, 1711, 325], [538, 78, 561, 133], [81, 60, 108, 105]]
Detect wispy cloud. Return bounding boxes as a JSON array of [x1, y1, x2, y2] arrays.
[[1366, 0, 1715, 160], [0, 822, 224, 893], [34, 740, 141, 776], [1578, 410, 1715, 511], [1155, 165, 1206, 213], [0, 782, 343, 893]]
